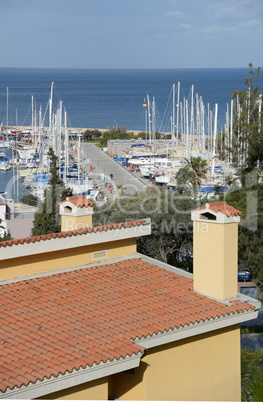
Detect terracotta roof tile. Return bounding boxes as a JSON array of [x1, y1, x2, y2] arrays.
[[194, 201, 242, 217], [59, 195, 94, 208], [0, 219, 147, 249], [0, 258, 255, 394]]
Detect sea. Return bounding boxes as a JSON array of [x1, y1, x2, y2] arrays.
[[0, 67, 262, 200]]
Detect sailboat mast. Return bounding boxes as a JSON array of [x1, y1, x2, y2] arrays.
[[211, 104, 218, 177], [172, 84, 175, 141], [259, 94, 262, 133], [39, 106, 42, 146], [65, 110, 68, 179], [196, 93, 200, 150], [186, 99, 189, 159], [230, 99, 233, 164], [152, 97, 156, 156], [49, 82, 54, 149], [147, 94, 151, 146], [190, 85, 194, 157], [176, 81, 180, 145], [31, 96, 34, 147], [6, 87, 8, 129]]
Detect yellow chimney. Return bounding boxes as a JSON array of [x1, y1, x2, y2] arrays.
[[59, 196, 94, 232], [191, 202, 242, 300]]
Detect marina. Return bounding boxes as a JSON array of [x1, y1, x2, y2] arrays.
[[0, 67, 262, 208]]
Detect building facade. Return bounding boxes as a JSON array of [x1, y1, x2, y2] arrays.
[[0, 198, 260, 400]]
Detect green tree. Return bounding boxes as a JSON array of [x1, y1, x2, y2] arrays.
[[83, 129, 102, 141], [0, 219, 12, 241], [225, 183, 263, 287], [241, 347, 263, 401], [32, 147, 73, 236], [228, 64, 262, 183], [93, 187, 196, 269], [176, 157, 207, 199], [20, 194, 39, 206]]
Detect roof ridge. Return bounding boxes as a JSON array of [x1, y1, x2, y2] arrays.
[[0, 219, 147, 248], [193, 201, 242, 217], [58, 195, 95, 208]]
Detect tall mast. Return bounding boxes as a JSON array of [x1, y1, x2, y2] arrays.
[[201, 98, 205, 158], [152, 97, 156, 156], [172, 83, 175, 146], [65, 110, 68, 179], [259, 94, 262, 134], [6, 87, 8, 129], [196, 93, 200, 150], [186, 99, 189, 159], [147, 94, 151, 145], [226, 103, 229, 172], [176, 81, 180, 145], [230, 99, 233, 164], [39, 105, 42, 146], [32, 95, 34, 147], [49, 82, 54, 148], [211, 104, 218, 177], [143, 98, 147, 140], [190, 85, 194, 156], [49, 82, 54, 130], [207, 103, 210, 154], [34, 102, 37, 149]]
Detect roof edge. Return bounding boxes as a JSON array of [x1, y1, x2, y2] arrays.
[[133, 307, 259, 350], [0, 219, 151, 262], [0, 219, 149, 249], [0, 352, 143, 399]]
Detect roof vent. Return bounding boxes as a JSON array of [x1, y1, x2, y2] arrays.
[[199, 212, 216, 221]]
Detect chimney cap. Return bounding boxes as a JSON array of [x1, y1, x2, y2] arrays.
[[58, 195, 94, 208], [191, 201, 242, 223]]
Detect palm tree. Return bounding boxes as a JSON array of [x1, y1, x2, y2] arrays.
[[185, 157, 208, 199]]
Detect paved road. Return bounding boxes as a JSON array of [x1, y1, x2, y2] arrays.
[[82, 143, 148, 195]]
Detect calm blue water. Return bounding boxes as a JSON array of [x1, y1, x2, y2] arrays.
[[0, 148, 28, 200], [0, 67, 262, 199], [1, 67, 262, 133]]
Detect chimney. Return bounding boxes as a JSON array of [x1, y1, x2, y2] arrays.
[[191, 201, 242, 300], [59, 196, 94, 232]]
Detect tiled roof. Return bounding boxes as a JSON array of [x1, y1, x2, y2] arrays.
[[194, 201, 242, 217], [0, 220, 146, 249], [59, 195, 94, 208], [0, 258, 254, 394]]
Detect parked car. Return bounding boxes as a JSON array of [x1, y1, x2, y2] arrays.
[[238, 269, 253, 281]]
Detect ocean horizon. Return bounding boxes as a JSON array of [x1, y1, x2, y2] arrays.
[[1, 67, 262, 133]]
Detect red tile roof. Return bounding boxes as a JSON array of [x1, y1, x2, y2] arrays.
[[0, 220, 147, 249], [194, 201, 242, 217], [59, 195, 94, 208], [0, 258, 254, 394]]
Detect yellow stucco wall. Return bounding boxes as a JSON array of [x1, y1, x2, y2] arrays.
[[0, 238, 136, 281], [61, 214, 93, 231], [111, 325, 241, 401], [193, 221, 238, 300], [39, 376, 109, 400]]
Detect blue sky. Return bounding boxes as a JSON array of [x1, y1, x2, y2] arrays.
[[0, 0, 262, 68]]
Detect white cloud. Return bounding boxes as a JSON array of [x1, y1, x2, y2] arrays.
[[207, 0, 263, 20], [237, 19, 263, 29], [163, 10, 186, 19], [180, 23, 191, 29], [203, 24, 235, 34]]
